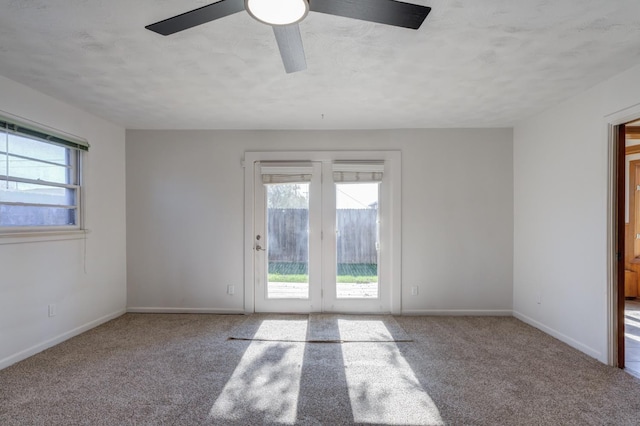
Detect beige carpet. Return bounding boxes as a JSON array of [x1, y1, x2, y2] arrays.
[[228, 313, 412, 342], [307, 314, 412, 342], [1, 314, 640, 425], [228, 314, 309, 341]]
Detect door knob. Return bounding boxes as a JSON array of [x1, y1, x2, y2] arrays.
[[255, 244, 264, 251]]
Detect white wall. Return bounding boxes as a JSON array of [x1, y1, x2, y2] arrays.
[[0, 76, 127, 369], [514, 63, 640, 363], [126, 129, 513, 314]]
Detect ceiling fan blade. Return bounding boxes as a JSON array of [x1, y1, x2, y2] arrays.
[[309, 0, 431, 29], [273, 24, 307, 74], [146, 0, 245, 36]]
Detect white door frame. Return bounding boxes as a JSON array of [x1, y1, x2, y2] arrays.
[[243, 150, 402, 314]]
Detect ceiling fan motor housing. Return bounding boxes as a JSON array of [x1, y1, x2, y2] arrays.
[[245, 0, 310, 26]]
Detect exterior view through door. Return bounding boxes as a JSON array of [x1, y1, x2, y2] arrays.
[[244, 151, 401, 314]]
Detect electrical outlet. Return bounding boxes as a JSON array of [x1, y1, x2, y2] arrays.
[[48, 304, 56, 317], [227, 285, 235, 295], [411, 286, 419, 296]]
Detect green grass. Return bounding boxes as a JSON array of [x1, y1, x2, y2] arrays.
[[268, 273, 309, 283], [268, 262, 378, 283]]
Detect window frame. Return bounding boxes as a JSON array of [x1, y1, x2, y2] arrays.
[[0, 115, 88, 236]]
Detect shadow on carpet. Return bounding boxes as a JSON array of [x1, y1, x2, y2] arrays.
[[227, 313, 412, 342]]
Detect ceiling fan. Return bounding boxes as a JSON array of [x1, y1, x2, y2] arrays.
[[145, 0, 431, 73]]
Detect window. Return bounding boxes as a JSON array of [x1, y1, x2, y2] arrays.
[[0, 116, 88, 232]]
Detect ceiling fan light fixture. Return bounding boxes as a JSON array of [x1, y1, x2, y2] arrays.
[[245, 0, 309, 26]]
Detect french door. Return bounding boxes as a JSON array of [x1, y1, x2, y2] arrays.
[[250, 155, 397, 314], [254, 162, 322, 312]]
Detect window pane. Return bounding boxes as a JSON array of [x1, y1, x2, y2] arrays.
[[266, 183, 310, 299], [0, 181, 76, 206], [336, 183, 379, 299], [6, 134, 67, 166], [0, 205, 76, 227], [4, 154, 69, 184]]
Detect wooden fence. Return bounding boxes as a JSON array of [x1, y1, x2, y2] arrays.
[[267, 208, 377, 264]]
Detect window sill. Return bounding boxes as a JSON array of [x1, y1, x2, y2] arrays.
[[0, 229, 90, 245]]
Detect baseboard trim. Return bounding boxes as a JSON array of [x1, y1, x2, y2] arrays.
[[513, 310, 602, 361], [0, 309, 125, 371], [401, 309, 513, 316], [126, 307, 245, 314]]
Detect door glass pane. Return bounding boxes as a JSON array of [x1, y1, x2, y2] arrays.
[[336, 183, 379, 298], [266, 183, 310, 299]]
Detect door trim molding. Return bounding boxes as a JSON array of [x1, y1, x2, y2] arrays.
[[243, 150, 402, 314]]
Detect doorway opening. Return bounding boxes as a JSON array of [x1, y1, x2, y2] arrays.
[[621, 118, 640, 378]]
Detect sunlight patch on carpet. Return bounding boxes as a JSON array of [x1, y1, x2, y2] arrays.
[[228, 314, 413, 342], [627, 332, 640, 343], [309, 315, 412, 342], [210, 320, 306, 424], [228, 314, 309, 341], [208, 342, 304, 424], [339, 323, 443, 425]]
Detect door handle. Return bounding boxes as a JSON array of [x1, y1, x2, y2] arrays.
[[255, 244, 264, 251]]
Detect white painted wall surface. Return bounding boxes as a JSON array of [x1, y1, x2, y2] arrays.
[[126, 129, 513, 315], [0, 76, 127, 369], [514, 63, 640, 363]]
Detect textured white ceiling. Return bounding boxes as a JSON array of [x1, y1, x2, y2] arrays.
[[0, 0, 639, 129]]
